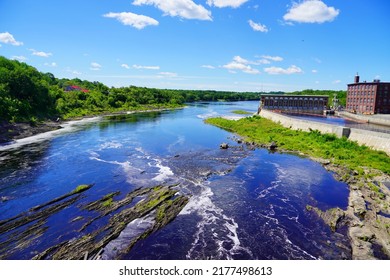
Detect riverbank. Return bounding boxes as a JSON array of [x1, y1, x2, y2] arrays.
[[205, 115, 390, 259], [0, 106, 183, 146], [258, 109, 390, 156]]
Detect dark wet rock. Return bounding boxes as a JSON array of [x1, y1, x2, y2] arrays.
[[32, 185, 189, 260], [220, 143, 229, 149], [269, 141, 277, 151], [0, 184, 93, 234], [0, 121, 63, 144]]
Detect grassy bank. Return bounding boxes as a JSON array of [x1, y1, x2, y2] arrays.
[[205, 115, 390, 175]]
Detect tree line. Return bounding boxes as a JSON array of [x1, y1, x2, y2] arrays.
[[0, 56, 260, 122], [0, 56, 346, 122]]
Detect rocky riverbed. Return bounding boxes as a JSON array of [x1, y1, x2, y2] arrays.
[[0, 121, 62, 144], [0, 184, 188, 260], [222, 127, 390, 260], [313, 163, 390, 260]]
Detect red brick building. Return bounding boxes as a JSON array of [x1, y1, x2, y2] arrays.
[[346, 74, 390, 114]]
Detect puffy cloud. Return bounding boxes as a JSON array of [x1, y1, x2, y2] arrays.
[[0, 32, 23, 46], [223, 56, 260, 74], [312, 69, 318, 73], [264, 65, 303, 75], [283, 0, 339, 24], [11, 55, 27, 62], [121, 64, 130, 69], [257, 59, 271, 65], [248, 20, 268, 32], [133, 64, 160, 70], [104, 12, 159, 29], [207, 0, 249, 8], [29, 49, 52, 57], [90, 62, 102, 71], [133, 0, 212, 20]]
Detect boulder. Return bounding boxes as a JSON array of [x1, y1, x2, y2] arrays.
[[269, 141, 277, 151], [220, 143, 229, 149], [349, 190, 367, 218]]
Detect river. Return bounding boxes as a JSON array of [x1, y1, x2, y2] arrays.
[[0, 101, 351, 260]]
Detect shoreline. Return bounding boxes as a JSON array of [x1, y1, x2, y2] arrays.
[[0, 106, 183, 150], [206, 116, 390, 260]]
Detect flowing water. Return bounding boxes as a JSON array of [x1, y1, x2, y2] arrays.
[[0, 101, 351, 259]]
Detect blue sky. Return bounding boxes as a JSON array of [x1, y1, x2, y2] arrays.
[[1, 0, 389, 92]]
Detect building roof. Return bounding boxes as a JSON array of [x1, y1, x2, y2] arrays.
[[260, 94, 328, 98]]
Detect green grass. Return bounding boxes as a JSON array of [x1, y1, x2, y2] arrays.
[[231, 110, 252, 115], [205, 116, 390, 175]]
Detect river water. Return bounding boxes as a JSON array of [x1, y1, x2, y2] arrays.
[[0, 101, 351, 260]]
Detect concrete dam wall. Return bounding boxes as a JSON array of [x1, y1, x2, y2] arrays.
[[259, 109, 390, 156]]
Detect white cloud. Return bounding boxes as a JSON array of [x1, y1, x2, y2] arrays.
[[201, 65, 215, 69], [223, 56, 261, 74], [121, 64, 130, 69], [312, 69, 318, 73], [44, 62, 57, 67], [158, 72, 178, 78], [261, 55, 283, 62], [11, 55, 27, 62], [66, 68, 82, 76], [133, 0, 212, 20], [0, 32, 23, 46], [256, 59, 271, 64], [264, 65, 303, 75], [133, 64, 160, 70], [283, 0, 340, 24], [207, 0, 249, 8], [248, 20, 268, 32], [90, 62, 102, 71], [29, 49, 52, 57], [332, 79, 341, 84], [104, 12, 159, 29]]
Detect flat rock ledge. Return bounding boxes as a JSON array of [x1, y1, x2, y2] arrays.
[[0, 184, 188, 260], [308, 162, 390, 260]]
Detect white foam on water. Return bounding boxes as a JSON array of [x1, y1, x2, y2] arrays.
[[89, 155, 148, 186], [0, 117, 101, 152], [151, 159, 174, 182], [196, 110, 218, 119], [99, 141, 123, 150], [183, 181, 252, 260]]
